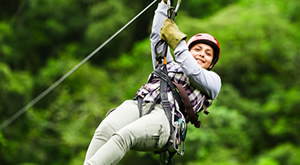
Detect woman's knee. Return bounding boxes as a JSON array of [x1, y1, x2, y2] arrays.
[[94, 121, 116, 141], [112, 125, 140, 151]]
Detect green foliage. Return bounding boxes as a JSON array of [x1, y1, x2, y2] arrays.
[[1, 0, 300, 164], [181, 0, 240, 18], [0, 62, 33, 118]]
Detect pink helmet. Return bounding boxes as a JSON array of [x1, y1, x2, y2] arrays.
[[187, 33, 220, 70]]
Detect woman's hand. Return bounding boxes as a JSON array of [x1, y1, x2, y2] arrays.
[[160, 19, 187, 50]]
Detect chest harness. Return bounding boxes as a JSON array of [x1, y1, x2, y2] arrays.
[[137, 1, 212, 164]]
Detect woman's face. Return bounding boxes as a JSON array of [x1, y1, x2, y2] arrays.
[[189, 43, 214, 69]]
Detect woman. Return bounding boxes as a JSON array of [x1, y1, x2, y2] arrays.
[[84, 1, 221, 164]]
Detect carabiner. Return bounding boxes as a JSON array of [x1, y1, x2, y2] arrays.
[[166, 0, 182, 20]]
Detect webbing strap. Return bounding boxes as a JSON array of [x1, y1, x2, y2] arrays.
[[173, 83, 201, 128], [137, 96, 143, 117], [159, 150, 176, 165], [152, 69, 201, 128], [154, 1, 185, 164], [159, 66, 173, 129], [153, 69, 184, 111]]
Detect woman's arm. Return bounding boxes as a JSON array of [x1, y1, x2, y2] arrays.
[[150, 2, 174, 69], [174, 41, 222, 99], [150, 2, 221, 99]]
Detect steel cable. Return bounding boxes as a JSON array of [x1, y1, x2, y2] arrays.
[[0, 0, 158, 131]]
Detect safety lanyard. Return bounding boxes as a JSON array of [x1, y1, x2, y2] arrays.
[[153, 0, 183, 124], [155, 0, 182, 67]]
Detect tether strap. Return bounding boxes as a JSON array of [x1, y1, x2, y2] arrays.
[[173, 83, 201, 128]]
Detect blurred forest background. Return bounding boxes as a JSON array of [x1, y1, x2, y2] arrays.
[[0, 0, 299, 164]]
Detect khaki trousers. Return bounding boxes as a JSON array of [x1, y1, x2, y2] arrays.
[[84, 100, 170, 165]]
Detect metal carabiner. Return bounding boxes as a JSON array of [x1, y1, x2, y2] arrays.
[[169, 120, 185, 155], [154, 39, 167, 65], [166, 0, 182, 20]]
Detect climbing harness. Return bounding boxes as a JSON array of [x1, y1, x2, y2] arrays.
[[139, 0, 212, 164], [152, 0, 190, 164]]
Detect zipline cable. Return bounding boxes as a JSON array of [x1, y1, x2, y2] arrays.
[[0, 0, 158, 131]]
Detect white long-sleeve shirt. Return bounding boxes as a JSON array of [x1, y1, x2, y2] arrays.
[[150, 3, 221, 99]]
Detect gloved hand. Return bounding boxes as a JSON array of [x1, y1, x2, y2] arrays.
[[160, 19, 187, 50]]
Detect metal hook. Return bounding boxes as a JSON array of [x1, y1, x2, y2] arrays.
[[167, 0, 182, 20]]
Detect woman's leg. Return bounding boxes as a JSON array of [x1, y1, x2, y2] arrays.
[[84, 100, 140, 164], [85, 104, 170, 165]]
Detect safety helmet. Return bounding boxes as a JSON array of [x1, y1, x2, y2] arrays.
[[187, 33, 220, 70]]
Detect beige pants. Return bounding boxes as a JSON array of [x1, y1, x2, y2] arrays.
[[84, 100, 170, 165]]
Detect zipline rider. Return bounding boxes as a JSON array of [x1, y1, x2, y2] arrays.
[[83, 0, 221, 164]]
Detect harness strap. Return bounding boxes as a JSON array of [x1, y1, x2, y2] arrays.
[[153, 69, 184, 111], [159, 150, 176, 165], [203, 99, 212, 115], [137, 96, 143, 117], [172, 83, 201, 128], [159, 66, 173, 130], [153, 69, 201, 128]]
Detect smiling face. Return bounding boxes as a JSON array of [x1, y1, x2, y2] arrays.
[[189, 43, 214, 70]]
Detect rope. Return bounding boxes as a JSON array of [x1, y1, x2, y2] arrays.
[[0, 0, 158, 131]]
